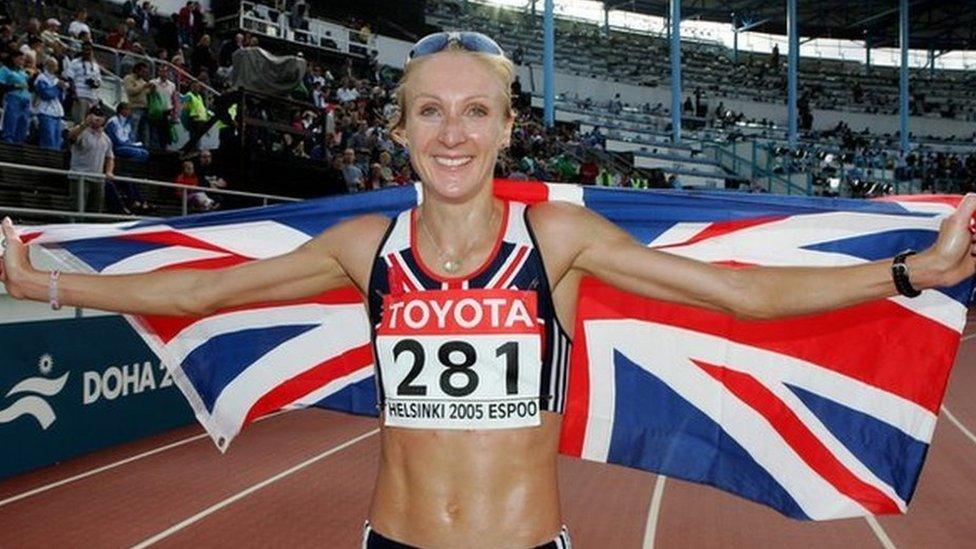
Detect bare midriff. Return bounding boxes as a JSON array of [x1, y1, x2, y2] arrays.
[[367, 411, 563, 548]]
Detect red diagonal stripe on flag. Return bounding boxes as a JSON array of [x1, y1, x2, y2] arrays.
[[653, 216, 787, 250], [119, 229, 250, 257], [493, 179, 549, 204], [243, 343, 374, 427], [693, 359, 901, 515], [572, 278, 958, 412]]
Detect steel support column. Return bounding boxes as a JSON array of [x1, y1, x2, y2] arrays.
[[865, 35, 871, 73], [899, 0, 909, 153], [733, 27, 739, 63], [543, 0, 555, 127], [670, 0, 682, 144], [787, 0, 798, 149]]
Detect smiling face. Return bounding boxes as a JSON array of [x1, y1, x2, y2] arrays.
[[395, 50, 513, 202]]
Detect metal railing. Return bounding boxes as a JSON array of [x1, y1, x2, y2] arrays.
[[236, 0, 375, 58], [0, 161, 302, 221], [58, 34, 221, 99]]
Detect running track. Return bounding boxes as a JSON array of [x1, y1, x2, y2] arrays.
[[3, 322, 975, 548]]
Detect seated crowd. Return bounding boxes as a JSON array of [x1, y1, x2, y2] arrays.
[[4, 0, 969, 218]]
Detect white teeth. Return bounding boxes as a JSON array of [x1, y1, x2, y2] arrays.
[[434, 156, 473, 167]]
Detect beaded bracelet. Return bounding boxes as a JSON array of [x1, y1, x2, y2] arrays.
[[49, 270, 62, 310]]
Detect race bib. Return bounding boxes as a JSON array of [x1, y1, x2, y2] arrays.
[[376, 289, 542, 429]]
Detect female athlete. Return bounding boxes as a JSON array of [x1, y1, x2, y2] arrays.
[[3, 32, 976, 549]]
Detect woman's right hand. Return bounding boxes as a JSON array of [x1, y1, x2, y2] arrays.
[[0, 217, 33, 300]]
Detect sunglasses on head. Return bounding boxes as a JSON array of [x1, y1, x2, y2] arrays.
[[407, 31, 504, 61]]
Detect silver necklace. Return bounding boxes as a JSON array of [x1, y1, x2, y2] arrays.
[[419, 206, 498, 275]]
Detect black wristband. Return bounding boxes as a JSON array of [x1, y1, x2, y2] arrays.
[[892, 249, 921, 298]]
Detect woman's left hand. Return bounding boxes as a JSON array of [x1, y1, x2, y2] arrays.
[[924, 193, 976, 288]]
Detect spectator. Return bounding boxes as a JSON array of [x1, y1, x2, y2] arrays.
[[341, 147, 364, 192], [124, 17, 140, 45], [119, 42, 147, 76], [40, 18, 63, 49], [20, 48, 38, 80], [191, 34, 216, 76], [122, 0, 137, 19], [347, 121, 369, 157], [178, 2, 194, 47], [136, 2, 156, 33], [20, 36, 44, 67], [377, 150, 395, 185], [289, 2, 309, 42], [174, 158, 217, 211], [67, 10, 91, 39], [62, 43, 103, 124], [0, 49, 30, 143], [578, 154, 599, 185], [190, 2, 206, 44], [218, 33, 243, 68], [67, 105, 116, 213], [148, 64, 177, 148], [511, 75, 522, 105], [21, 18, 41, 46], [158, 13, 180, 55], [392, 163, 413, 185], [336, 77, 359, 104], [33, 57, 67, 150], [195, 148, 228, 190], [105, 22, 129, 50], [182, 80, 209, 137], [512, 44, 524, 65], [123, 62, 153, 144], [311, 81, 329, 109], [106, 102, 150, 162]]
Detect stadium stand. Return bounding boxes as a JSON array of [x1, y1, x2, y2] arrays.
[[0, 0, 975, 224]]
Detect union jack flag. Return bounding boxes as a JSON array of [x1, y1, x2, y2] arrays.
[[20, 182, 972, 520]]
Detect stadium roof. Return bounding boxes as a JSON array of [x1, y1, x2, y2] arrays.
[[605, 0, 976, 52]]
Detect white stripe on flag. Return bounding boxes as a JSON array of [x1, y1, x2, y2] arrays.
[[181, 221, 311, 259], [101, 246, 231, 274], [208, 306, 371, 443], [545, 183, 584, 205], [659, 212, 965, 333]]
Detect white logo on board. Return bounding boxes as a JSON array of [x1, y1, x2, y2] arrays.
[[0, 354, 69, 430]]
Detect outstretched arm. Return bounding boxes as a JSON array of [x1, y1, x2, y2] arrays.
[[0, 214, 389, 317], [538, 195, 976, 321]]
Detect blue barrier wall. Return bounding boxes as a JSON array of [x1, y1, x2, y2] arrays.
[[0, 315, 194, 479]]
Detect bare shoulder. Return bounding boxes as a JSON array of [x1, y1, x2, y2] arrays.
[[307, 213, 391, 251], [526, 200, 594, 236], [525, 200, 607, 281], [527, 200, 621, 246]]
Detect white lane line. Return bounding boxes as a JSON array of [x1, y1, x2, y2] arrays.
[[864, 515, 897, 549], [941, 405, 976, 447], [962, 332, 976, 341], [0, 410, 287, 508], [131, 428, 380, 549], [641, 475, 667, 549], [0, 433, 208, 508]]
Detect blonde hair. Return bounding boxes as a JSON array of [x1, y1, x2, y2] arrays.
[[389, 42, 516, 134]]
